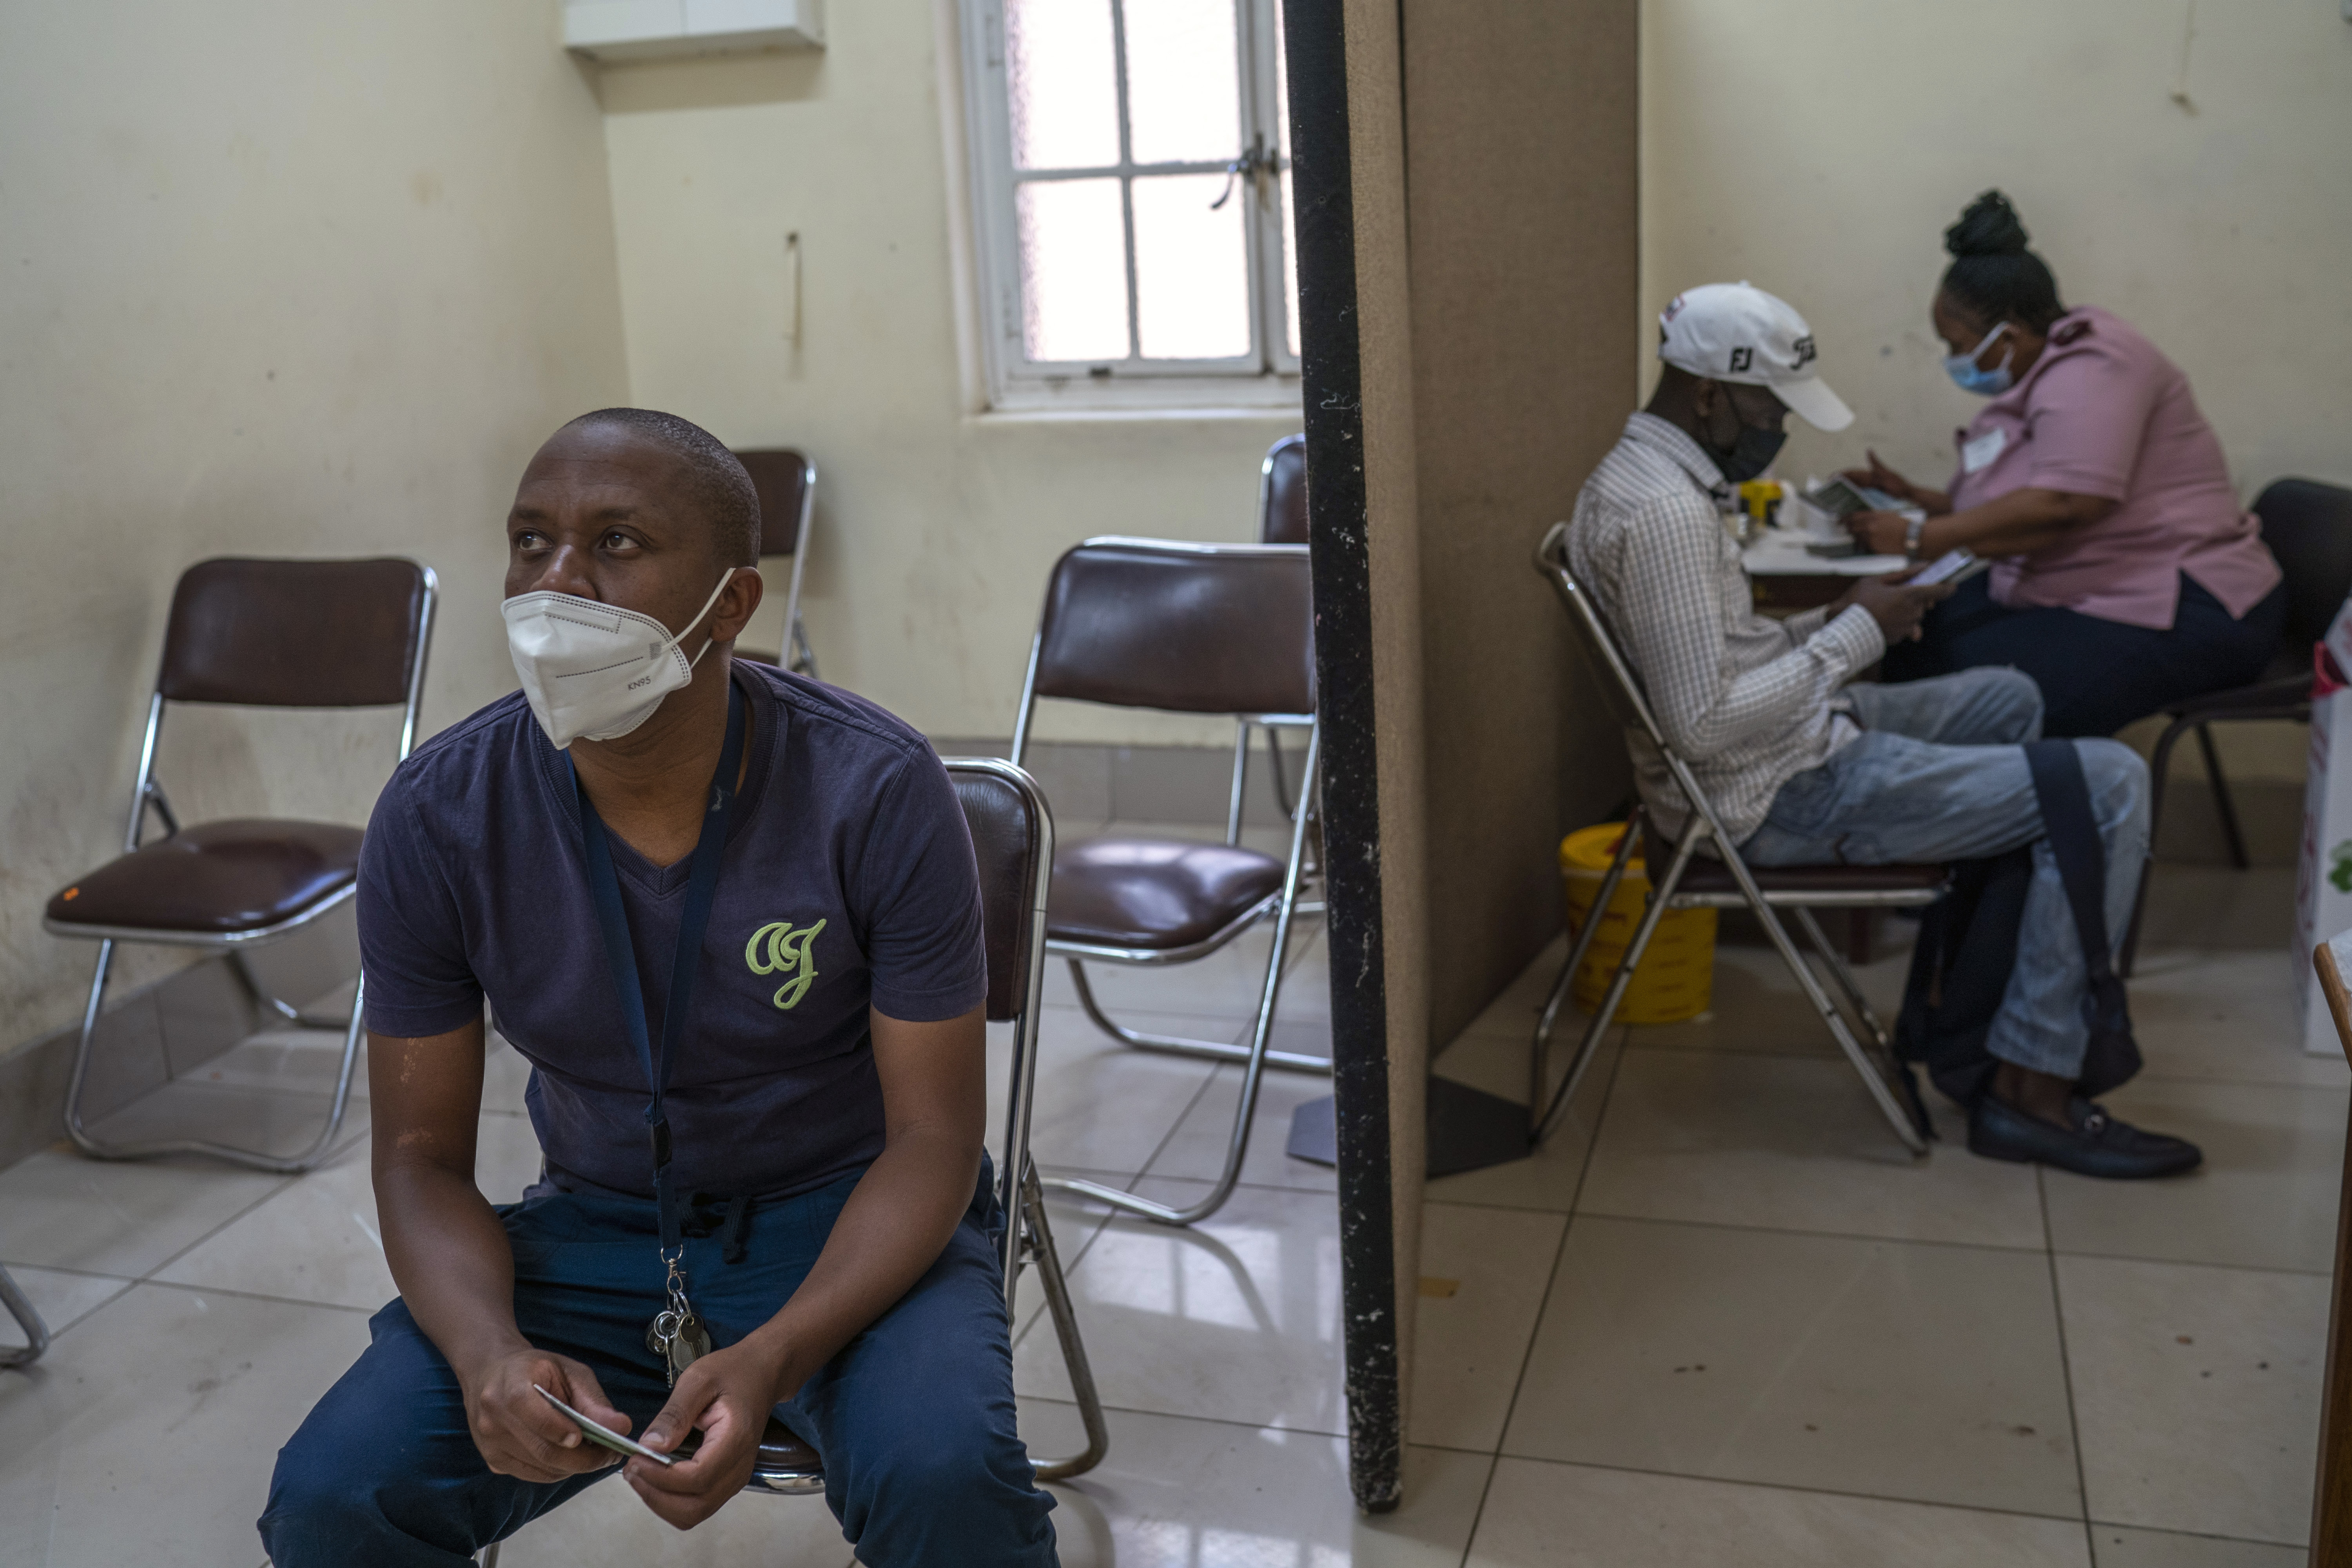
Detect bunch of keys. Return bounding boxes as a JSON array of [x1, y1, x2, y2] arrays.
[[645, 1250, 711, 1388]]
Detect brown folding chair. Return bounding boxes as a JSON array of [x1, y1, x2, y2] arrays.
[[731, 448, 819, 677], [42, 557, 436, 1174], [1226, 434, 1312, 835], [1532, 523, 1937, 1153], [474, 760, 1102, 1566], [1011, 537, 1323, 1228]]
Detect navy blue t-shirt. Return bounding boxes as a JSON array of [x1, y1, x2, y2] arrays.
[[357, 663, 987, 1202]]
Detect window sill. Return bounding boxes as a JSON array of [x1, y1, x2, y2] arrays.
[[980, 374, 1304, 420]]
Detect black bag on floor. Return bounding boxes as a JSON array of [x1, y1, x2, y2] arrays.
[[1893, 739, 2143, 1122]]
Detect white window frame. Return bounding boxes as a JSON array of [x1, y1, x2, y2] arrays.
[[958, 0, 1302, 413]]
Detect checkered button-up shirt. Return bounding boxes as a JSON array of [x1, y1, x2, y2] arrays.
[[1566, 413, 1884, 845]]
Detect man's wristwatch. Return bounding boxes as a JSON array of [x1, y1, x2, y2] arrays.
[[1904, 515, 1927, 558]]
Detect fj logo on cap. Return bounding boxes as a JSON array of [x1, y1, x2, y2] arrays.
[[746, 919, 826, 1009], [1728, 346, 1753, 373]]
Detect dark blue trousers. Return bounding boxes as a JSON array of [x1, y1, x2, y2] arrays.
[[258, 1164, 1058, 1566], [1879, 571, 2285, 739]]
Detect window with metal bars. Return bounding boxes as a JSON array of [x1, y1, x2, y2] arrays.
[[958, 0, 1301, 409]]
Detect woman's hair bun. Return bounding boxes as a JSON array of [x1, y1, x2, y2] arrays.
[[1944, 190, 2031, 259]]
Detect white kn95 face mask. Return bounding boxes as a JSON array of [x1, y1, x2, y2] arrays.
[[502, 570, 737, 749]]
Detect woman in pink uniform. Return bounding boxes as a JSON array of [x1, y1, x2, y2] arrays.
[[1846, 191, 2284, 738]]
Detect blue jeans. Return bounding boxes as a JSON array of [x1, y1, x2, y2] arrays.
[[259, 1163, 1058, 1567], [1741, 667, 2149, 1078]]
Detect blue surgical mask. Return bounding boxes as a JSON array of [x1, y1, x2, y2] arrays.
[[1944, 323, 2014, 397]]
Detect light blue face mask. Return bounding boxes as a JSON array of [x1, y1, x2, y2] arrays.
[[1944, 322, 2014, 397]]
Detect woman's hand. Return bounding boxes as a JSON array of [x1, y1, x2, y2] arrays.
[[1845, 510, 1914, 558], [1841, 450, 1918, 505]]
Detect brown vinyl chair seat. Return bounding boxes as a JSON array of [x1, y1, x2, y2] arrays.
[[1046, 836, 1286, 951], [46, 819, 363, 936], [1675, 860, 1948, 900]]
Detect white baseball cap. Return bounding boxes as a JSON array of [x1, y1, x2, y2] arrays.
[[1658, 282, 1853, 432]]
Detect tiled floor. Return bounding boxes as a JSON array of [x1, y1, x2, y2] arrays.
[[0, 856, 2336, 1566]]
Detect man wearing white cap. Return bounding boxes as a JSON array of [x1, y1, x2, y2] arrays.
[[1563, 283, 2199, 1181]]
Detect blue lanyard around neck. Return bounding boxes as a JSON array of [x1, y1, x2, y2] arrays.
[[569, 683, 746, 1253]]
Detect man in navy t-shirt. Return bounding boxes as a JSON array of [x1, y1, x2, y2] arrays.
[[260, 410, 1058, 1566]]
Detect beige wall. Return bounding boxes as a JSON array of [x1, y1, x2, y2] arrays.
[[1406, 0, 1639, 1045], [595, 2, 1301, 748], [0, 0, 630, 1055], [1644, 0, 2352, 783]]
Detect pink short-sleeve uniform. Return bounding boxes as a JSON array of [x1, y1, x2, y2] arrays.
[[1947, 306, 2280, 631]]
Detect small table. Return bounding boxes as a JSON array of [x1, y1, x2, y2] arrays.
[[1742, 535, 1907, 615]]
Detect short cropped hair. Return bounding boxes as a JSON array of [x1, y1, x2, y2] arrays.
[[567, 408, 760, 566]]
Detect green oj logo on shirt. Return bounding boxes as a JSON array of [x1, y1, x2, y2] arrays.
[[746, 919, 827, 1009], [2330, 842, 2352, 896]]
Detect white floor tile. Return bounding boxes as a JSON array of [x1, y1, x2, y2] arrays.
[[1408, 1202, 1564, 1451], [483, 1472, 857, 1566], [156, 1114, 543, 1311], [0, 1265, 129, 1347], [0, 1142, 286, 1279], [1020, 1401, 1489, 1568], [1577, 1049, 2043, 1249], [1143, 1059, 1339, 1194], [989, 1007, 1221, 1182], [2091, 1524, 2309, 1568], [1504, 1216, 2081, 1518], [1014, 1178, 1345, 1436], [2059, 1254, 2327, 1546], [0, 1283, 372, 1568], [1465, 1458, 2091, 1567]]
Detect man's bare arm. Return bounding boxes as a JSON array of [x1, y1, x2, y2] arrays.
[[371, 1020, 627, 1483], [622, 1004, 987, 1528]]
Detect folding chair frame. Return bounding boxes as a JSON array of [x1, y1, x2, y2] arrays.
[[1008, 541, 1327, 1229], [1532, 524, 1933, 1155], [774, 456, 818, 679], [0, 1265, 48, 1369], [46, 566, 437, 1175], [477, 761, 1104, 1565]]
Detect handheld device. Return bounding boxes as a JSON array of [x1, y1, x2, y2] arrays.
[[1909, 548, 1991, 588], [534, 1383, 674, 1467], [1803, 475, 1907, 519]]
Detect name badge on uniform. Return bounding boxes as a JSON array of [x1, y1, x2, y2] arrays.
[[1962, 427, 2007, 474]]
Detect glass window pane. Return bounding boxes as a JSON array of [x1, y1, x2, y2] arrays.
[[1131, 173, 1250, 359], [1006, 0, 1119, 170], [1123, 0, 1242, 166], [1016, 179, 1131, 362]]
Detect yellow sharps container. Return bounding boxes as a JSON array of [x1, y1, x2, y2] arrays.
[[1557, 823, 1716, 1024]]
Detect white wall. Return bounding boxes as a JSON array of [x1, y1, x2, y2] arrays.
[[1643, 0, 2352, 782], [0, 0, 630, 1054], [595, 1, 1301, 746]]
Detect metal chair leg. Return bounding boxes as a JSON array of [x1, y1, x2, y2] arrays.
[[478, 1546, 500, 1567], [1021, 1163, 1108, 1481], [1790, 906, 1895, 1052], [1536, 825, 1699, 1145], [64, 953, 365, 1175], [788, 612, 818, 679], [229, 951, 351, 1031], [1746, 898, 1928, 1152], [2196, 721, 2250, 871], [1529, 808, 1644, 1142], [2122, 712, 2195, 978], [0, 1264, 50, 1369], [1049, 731, 1323, 1227], [1065, 959, 1332, 1076]]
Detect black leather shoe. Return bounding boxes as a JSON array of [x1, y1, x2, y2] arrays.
[[1968, 1094, 2202, 1179]]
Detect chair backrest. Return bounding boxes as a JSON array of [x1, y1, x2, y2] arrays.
[[1533, 523, 1671, 750], [1027, 538, 1315, 717], [158, 557, 435, 710], [944, 759, 1051, 1023], [1258, 434, 1308, 546], [734, 449, 816, 559], [2254, 478, 2352, 652]]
